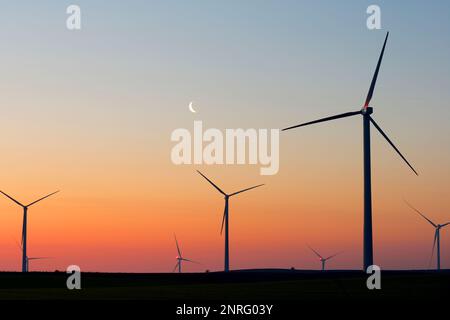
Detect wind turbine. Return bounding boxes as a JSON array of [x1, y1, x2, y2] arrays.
[[283, 32, 418, 270], [26, 257, 51, 272], [15, 241, 51, 272], [173, 234, 197, 273], [1, 190, 59, 272], [308, 245, 341, 271], [197, 170, 264, 272], [406, 201, 450, 270]]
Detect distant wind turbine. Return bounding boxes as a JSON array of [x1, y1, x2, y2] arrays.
[[308, 245, 341, 271], [283, 32, 418, 270], [173, 234, 197, 273], [15, 241, 51, 272], [1, 190, 59, 272], [197, 170, 264, 272], [406, 201, 450, 270], [26, 257, 51, 272]]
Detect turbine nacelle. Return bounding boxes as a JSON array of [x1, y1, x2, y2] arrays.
[[361, 107, 373, 115]]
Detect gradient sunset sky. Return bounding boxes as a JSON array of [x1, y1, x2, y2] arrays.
[[1, 0, 450, 272]]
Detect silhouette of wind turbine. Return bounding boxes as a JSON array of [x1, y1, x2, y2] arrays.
[[15, 240, 51, 272], [197, 170, 264, 272], [173, 234, 197, 273], [308, 245, 341, 271], [1, 190, 59, 272], [26, 257, 51, 272], [406, 201, 450, 270], [283, 32, 418, 270]]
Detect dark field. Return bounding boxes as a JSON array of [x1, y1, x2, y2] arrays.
[[0, 269, 449, 301]]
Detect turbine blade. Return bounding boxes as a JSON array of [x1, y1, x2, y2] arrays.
[[174, 234, 182, 257], [440, 222, 450, 228], [307, 245, 323, 259], [404, 200, 437, 227], [28, 257, 50, 260], [182, 258, 200, 264], [220, 200, 227, 235], [229, 184, 264, 197], [364, 31, 389, 108], [325, 251, 343, 261], [0, 190, 24, 207], [369, 117, 418, 176], [26, 190, 59, 207], [15, 239, 22, 251], [196, 171, 226, 196], [429, 230, 438, 268], [282, 111, 361, 131], [172, 261, 179, 273]]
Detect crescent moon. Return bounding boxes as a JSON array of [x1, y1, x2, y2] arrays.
[[189, 101, 197, 113]]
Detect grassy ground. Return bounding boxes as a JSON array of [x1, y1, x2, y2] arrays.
[[0, 269, 448, 300]]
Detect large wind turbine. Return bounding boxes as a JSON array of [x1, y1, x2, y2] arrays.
[[308, 246, 341, 271], [197, 170, 263, 272], [406, 202, 450, 270], [283, 32, 418, 270], [1, 190, 59, 272], [173, 234, 197, 273]]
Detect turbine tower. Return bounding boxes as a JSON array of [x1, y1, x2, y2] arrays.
[[406, 201, 450, 270], [283, 32, 418, 270], [197, 170, 263, 272], [308, 246, 341, 271], [1, 190, 59, 272], [173, 234, 197, 273]]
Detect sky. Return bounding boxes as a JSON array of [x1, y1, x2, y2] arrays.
[[0, 0, 450, 272]]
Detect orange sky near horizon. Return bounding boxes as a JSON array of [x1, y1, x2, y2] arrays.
[[0, 116, 449, 272]]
